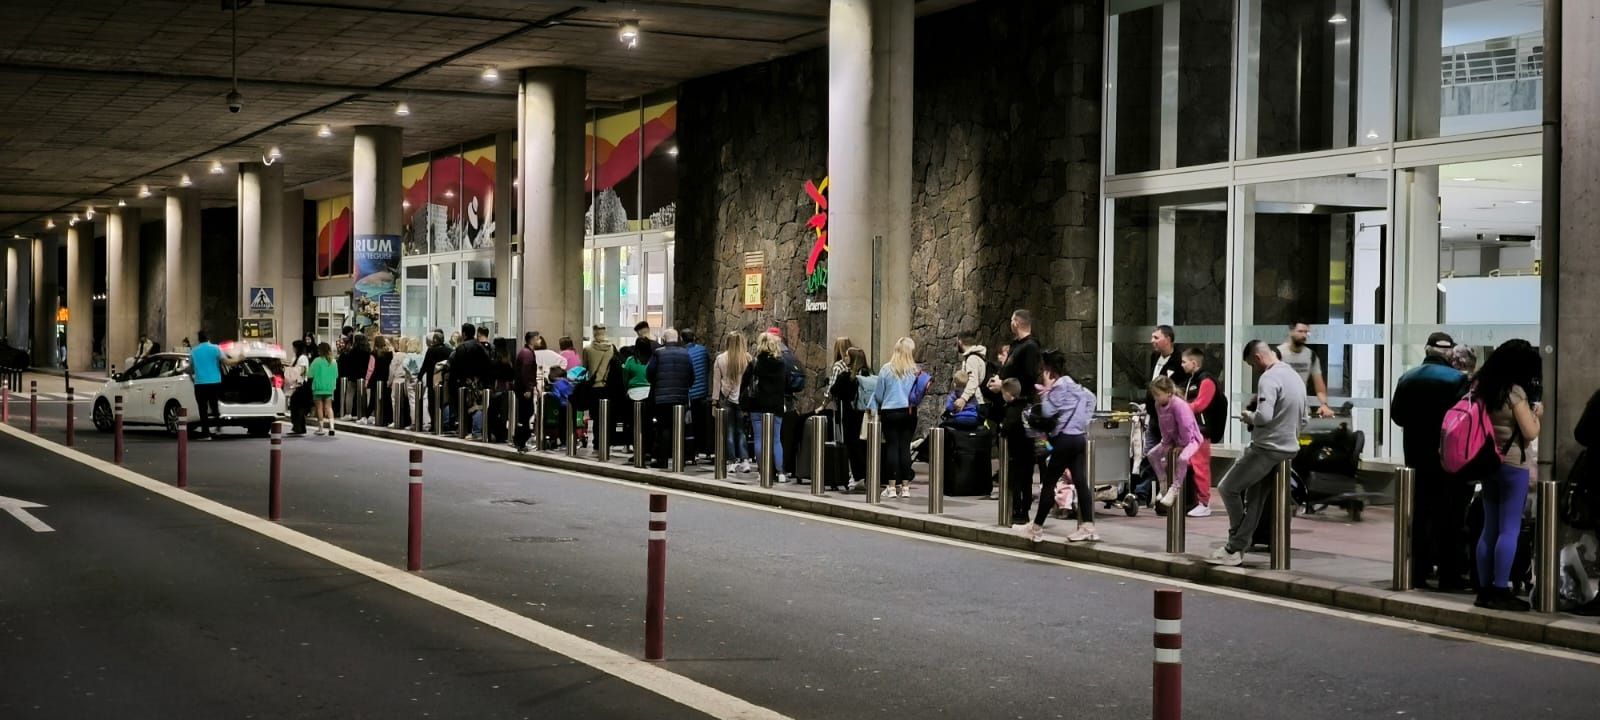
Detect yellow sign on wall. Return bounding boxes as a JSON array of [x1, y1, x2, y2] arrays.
[[743, 270, 764, 309], [56, 306, 69, 323]]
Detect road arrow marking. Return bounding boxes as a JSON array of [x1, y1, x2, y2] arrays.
[[0, 495, 54, 532]]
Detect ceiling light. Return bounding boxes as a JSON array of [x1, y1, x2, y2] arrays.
[[45, 219, 55, 230], [1365, 129, 1379, 140], [1512, 162, 1525, 168], [85, 207, 95, 219], [1437, 282, 1448, 293], [1453, 177, 1477, 182], [481, 66, 500, 82], [118, 199, 127, 207], [210, 160, 225, 175], [667, 146, 679, 157], [69, 214, 79, 226], [444, 189, 455, 199], [1328, 12, 1348, 24], [138, 184, 152, 198], [180, 174, 194, 187], [317, 124, 333, 139], [394, 101, 411, 117], [1514, 200, 1535, 205], [263, 145, 282, 165], [619, 22, 640, 48]]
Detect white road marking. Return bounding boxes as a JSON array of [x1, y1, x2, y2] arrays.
[[340, 428, 1600, 668], [0, 423, 792, 720], [0, 494, 54, 532]]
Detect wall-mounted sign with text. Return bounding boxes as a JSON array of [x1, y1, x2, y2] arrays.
[[743, 269, 764, 309], [473, 278, 497, 297]]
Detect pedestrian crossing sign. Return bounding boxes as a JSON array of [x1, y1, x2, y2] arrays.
[[248, 287, 274, 314]]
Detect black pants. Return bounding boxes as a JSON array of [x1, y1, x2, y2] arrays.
[[652, 402, 684, 467], [1037, 433, 1090, 526], [1005, 437, 1036, 522], [843, 408, 867, 481], [513, 390, 535, 449], [194, 382, 222, 436], [879, 409, 916, 484], [1414, 469, 1473, 586], [689, 398, 712, 457], [289, 384, 311, 433]]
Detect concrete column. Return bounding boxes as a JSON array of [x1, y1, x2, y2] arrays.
[[493, 130, 515, 332], [281, 189, 305, 343], [517, 68, 587, 339], [1549, 0, 1591, 483], [826, 0, 913, 364], [65, 220, 96, 371], [6, 241, 28, 347], [165, 188, 201, 350], [32, 232, 60, 367], [107, 207, 141, 370], [353, 126, 403, 237], [239, 161, 285, 341]]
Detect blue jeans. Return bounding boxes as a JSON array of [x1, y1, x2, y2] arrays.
[[724, 405, 749, 461], [752, 412, 783, 470], [1477, 464, 1531, 589]]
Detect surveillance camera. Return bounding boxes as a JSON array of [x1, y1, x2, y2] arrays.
[[226, 90, 242, 113]]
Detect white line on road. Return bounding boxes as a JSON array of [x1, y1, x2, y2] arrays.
[[0, 494, 54, 532], [0, 422, 793, 720], [341, 430, 1600, 668]]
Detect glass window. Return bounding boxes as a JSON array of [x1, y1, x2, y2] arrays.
[[402, 264, 428, 341], [430, 151, 464, 253], [1109, 0, 1233, 174], [589, 103, 644, 236], [402, 159, 428, 256], [639, 93, 678, 232], [461, 142, 497, 250], [463, 258, 496, 335], [1401, 0, 1543, 140]]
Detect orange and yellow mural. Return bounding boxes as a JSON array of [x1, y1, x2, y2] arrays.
[[316, 194, 352, 278]]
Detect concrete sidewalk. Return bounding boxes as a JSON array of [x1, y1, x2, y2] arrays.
[[335, 419, 1600, 654]]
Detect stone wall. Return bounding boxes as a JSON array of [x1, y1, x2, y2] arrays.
[[674, 0, 1103, 418]]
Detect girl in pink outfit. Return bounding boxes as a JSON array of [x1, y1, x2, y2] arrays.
[[558, 336, 582, 371], [1147, 375, 1203, 510]]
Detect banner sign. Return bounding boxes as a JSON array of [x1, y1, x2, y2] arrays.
[[354, 234, 401, 335]]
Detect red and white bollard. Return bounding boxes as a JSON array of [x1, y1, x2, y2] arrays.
[[268, 421, 283, 520], [407, 449, 424, 571], [113, 395, 125, 465], [646, 493, 668, 662], [28, 380, 37, 434], [1153, 588, 1183, 720], [176, 407, 189, 488], [64, 385, 74, 446]]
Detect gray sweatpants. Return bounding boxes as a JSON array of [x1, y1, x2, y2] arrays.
[[1218, 445, 1298, 554]]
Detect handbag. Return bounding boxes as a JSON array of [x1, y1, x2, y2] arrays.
[[1054, 468, 1076, 508]]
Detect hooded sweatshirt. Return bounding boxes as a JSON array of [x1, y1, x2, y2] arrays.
[[582, 340, 617, 387], [959, 345, 988, 406]]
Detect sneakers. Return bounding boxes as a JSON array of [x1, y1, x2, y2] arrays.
[[775, 473, 788, 484], [881, 486, 900, 500], [1206, 546, 1243, 566], [1474, 586, 1531, 612], [1066, 523, 1099, 542], [988, 485, 1000, 501], [1157, 486, 1179, 508], [314, 427, 327, 436], [898, 485, 912, 498], [1186, 504, 1213, 518], [1018, 522, 1044, 542], [736, 460, 753, 474]]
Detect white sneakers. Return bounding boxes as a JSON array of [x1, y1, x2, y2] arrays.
[[1157, 486, 1179, 508], [1066, 523, 1099, 542], [1017, 522, 1044, 542], [1206, 546, 1243, 566], [1187, 504, 1213, 517], [775, 473, 789, 484]]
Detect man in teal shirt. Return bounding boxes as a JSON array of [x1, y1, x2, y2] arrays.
[[188, 330, 239, 439]]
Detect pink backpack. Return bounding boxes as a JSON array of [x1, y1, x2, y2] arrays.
[[1439, 388, 1501, 475]]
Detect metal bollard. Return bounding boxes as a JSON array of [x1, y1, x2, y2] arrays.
[[670, 404, 686, 472], [928, 427, 945, 514], [176, 407, 188, 487], [1271, 460, 1292, 571], [408, 448, 424, 572], [866, 412, 882, 503], [479, 389, 492, 442], [1153, 588, 1183, 720], [1536, 480, 1560, 613], [457, 388, 470, 439], [337, 377, 346, 418], [431, 380, 443, 436], [759, 412, 776, 488], [1082, 439, 1097, 521], [2, 381, 8, 423], [357, 378, 368, 420], [597, 398, 611, 461], [1165, 447, 1186, 554], [113, 395, 125, 465], [65, 385, 74, 446], [412, 380, 424, 432], [268, 421, 283, 520], [711, 405, 726, 480], [633, 400, 647, 468], [391, 381, 403, 429], [377, 381, 389, 425], [531, 389, 545, 451], [506, 390, 518, 448], [645, 493, 668, 662], [566, 400, 578, 458], [1392, 467, 1416, 591], [997, 436, 1012, 524], [808, 414, 827, 496], [28, 380, 36, 434]]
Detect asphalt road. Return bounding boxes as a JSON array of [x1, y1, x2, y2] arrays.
[[6, 397, 1600, 719]]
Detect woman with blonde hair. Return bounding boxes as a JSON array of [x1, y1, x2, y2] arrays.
[[871, 336, 923, 499], [713, 331, 752, 472], [746, 331, 789, 481]]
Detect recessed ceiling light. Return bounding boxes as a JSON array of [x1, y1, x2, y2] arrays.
[[69, 214, 79, 226], [443, 189, 455, 199], [481, 66, 500, 82], [317, 124, 333, 138], [394, 101, 411, 117], [180, 174, 194, 187], [118, 199, 127, 207], [210, 160, 225, 175], [1453, 177, 1477, 182], [266, 145, 282, 162], [84, 207, 95, 219], [619, 22, 640, 48], [1440, 225, 1451, 230], [1511, 162, 1524, 168], [138, 184, 152, 198], [1328, 12, 1348, 24], [667, 146, 679, 157], [45, 219, 55, 230], [1365, 129, 1379, 140]]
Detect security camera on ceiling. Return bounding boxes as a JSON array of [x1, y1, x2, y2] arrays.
[[226, 89, 242, 113]]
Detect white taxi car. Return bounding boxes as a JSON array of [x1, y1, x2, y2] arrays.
[[91, 342, 288, 436]]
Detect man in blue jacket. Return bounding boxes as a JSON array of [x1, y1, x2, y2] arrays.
[[646, 328, 694, 468], [1391, 332, 1470, 591], [683, 329, 712, 460]]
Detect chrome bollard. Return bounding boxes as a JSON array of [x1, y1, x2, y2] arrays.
[[479, 389, 492, 442], [671, 405, 686, 472], [412, 380, 424, 432], [378, 381, 389, 425], [458, 388, 470, 439], [1165, 447, 1185, 554], [531, 389, 545, 451], [337, 378, 347, 418], [506, 391, 518, 448], [865, 412, 882, 504], [597, 398, 611, 461], [1082, 439, 1097, 521], [1536, 480, 1560, 613], [1271, 460, 1292, 571], [712, 405, 726, 480], [566, 400, 578, 458], [927, 427, 945, 514], [633, 400, 647, 468], [391, 381, 403, 428], [807, 414, 827, 496], [759, 412, 776, 488], [1392, 467, 1416, 591], [357, 379, 369, 419], [997, 436, 1011, 524], [431, 380, 444, 436]]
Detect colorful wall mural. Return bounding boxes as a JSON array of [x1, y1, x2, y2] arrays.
[[401, 143, 497, 256], [315, 194, 352, 278], [586, 99, 677, 236]]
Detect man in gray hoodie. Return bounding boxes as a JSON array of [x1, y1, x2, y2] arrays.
[[1207, 339, 1307, 566]]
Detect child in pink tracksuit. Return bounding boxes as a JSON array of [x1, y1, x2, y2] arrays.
[[1148, 375, 1203, 510]]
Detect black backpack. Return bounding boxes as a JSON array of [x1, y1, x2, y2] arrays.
[[1562, 450, 1599, 530], [1186, 374, 1228, 443]]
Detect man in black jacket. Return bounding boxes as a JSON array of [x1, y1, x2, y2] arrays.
[[1392, 332, 1470, 590], [646, 328, 694, 468], [446, 322, 491, 430], [986, 309, 1042, 403], [418, 330, 451, 431]]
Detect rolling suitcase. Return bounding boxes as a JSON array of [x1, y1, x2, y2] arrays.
[[944, 427, 993, 496]]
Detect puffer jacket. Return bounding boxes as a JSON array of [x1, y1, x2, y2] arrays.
[[686, 343, 711, 400], [745, 352, 787, 414], [647, 343, 694, 405]]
